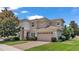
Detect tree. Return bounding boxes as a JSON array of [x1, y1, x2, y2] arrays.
[[63, 25, 75, 40], [63, 25, 70, 40], [67, 26, 75, 38], [0, 18, 19, 37], [69, 21, 78, 35], [0, 8, 20, 37]]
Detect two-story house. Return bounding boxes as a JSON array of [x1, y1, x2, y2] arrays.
[[19, 17, 64, 41]]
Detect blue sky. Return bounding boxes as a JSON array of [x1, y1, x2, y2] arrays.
[[10, 7, 79, 25]]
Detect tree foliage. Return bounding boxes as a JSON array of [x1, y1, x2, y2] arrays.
[[69, 21, 79, 35], [0, 8, 20, 37], [63, 21, 79, 40], [63, 25, 70, 40], [63, 25, 75, 40]]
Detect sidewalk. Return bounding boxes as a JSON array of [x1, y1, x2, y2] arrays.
[[0, 44, 22, 51]]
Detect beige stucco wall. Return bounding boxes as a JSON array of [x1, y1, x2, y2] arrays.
[[20, 30, 29, 40], [57, 31, 62, 37], [19, 29, 24, 40], [19, 21, 31, 40], [29, 19, 49, 29], [37, 21, 49, 28], [51, 21, 63, 28], [19, 21, 31, 30], [23, 30, 28, 40]]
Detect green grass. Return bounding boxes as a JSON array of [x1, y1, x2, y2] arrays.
[[26, 38, 79, 51], [0, 41, 27, 45]]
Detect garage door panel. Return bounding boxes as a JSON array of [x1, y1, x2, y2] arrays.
[[37, 34, 52, 41]]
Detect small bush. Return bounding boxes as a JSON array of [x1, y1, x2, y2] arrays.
[[58, 36, 66, 42], [65, 35, 70, 40], [51, 37, 57, 42], [13, 37, 20, 41], [71, 34, 75, 38], [34, 37, 37, 41], [27, 37, 37, 41]]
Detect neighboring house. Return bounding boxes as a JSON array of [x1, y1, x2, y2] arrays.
[[19, 17, 64, 41]]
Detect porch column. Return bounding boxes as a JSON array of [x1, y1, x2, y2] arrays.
[[20, 27, 24, 40], [55, 31, 59, 41], [24, 30, 27, 40]]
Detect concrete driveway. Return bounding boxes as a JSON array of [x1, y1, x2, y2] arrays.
[[0, 44, 22, 51], [13, 41, 49, 50]]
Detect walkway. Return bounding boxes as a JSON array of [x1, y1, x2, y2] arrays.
[[13, 41, 49, 50], [0, 44, 22, 51]]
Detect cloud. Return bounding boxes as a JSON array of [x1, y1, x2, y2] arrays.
[[0, 7, 20, 12], [21, 11, 29, 13], [28, 15, 44, 20], [0, 7, 5, 12]]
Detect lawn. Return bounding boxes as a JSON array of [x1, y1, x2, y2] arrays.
[[26, 38, 79, 51], [0, 41, 27, 45]]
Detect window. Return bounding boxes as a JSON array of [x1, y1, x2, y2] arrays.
[[32, 22, 34, 27], [51, 32, 53, 34], [57, 23, 60, 25], [21, 27, 24, 30], [31, 33, 35, 37]]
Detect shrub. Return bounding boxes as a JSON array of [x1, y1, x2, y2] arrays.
[[27, 37, 37, 41], [13, 37, 20, 41], [51, 37, 57, 42], [58, 36, 66, 42], [71, 34, 75, 38], [33, 37, 37, 41], [65, 35, 70, 40]]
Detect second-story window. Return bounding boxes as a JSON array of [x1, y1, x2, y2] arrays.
[[57, 23, 60, 25], [32, 22, 34, 27]]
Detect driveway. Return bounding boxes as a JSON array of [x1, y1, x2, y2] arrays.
[[13, 41, 49, 50], [0, 44, 22, 51]]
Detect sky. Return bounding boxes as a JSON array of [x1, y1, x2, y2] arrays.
[[0, 7, 79, 25]]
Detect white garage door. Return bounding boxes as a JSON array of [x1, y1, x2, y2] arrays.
[[37, 34, 52, 41]]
